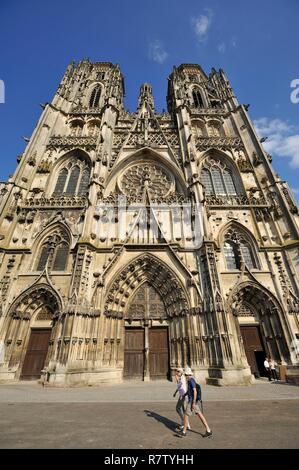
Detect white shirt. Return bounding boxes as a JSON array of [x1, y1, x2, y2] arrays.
[[269, 360, 276, 370], [176, 375, 187, 398], [264, 360, 270, 369]]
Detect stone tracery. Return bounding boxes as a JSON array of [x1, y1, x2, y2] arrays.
[[120, 163, 173, 198], [104, 255, 189, 319]]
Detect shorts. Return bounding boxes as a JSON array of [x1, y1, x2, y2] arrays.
[[185, 401, 203, 416]]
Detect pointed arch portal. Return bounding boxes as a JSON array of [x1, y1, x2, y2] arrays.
[[5, 285, 61, 380], [123, 283, 170, 380], [229, 282, 290, 378], [104, 255, 190, 381]]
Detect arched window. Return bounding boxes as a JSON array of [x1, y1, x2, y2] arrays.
[[36, 244, 52, 271], [78, 169, 90, 194], [201, 158, 238, 196], [53, 156, 90, 196], [211, 167, 226, 194], [89, 85, 101, 108], [65, 165, 80, 194], [52, 242, 69, 271], [240, 240, 257, 269], [201, 169, 213, 195], [54, 168, 68, 194], [192, 89, 204, 108], [224, 241, 239, 269], [223, 169, 237, 195], [223, 229, 258, 271], [36, 231, 69, 272]]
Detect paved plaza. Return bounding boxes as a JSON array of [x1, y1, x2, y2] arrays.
[[0, 380, 298, 449]]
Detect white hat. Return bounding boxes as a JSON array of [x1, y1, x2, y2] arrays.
[[184, 367, 193, 376]]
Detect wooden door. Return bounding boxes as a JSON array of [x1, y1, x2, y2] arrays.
[[20, 328, 51, 380], [124, 328, 144, 379], [149, 327, 169, 380], [240, 326, 265, 376]]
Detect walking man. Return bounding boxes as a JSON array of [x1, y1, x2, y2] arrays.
[[173, 368, 191, 432], [180, 367, 212, 438]]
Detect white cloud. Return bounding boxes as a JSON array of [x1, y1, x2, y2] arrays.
[[254, 117, 299, 168], [218, 42, 226, 53], [148, 40, 168, 64], [231, 36, 237, 48], [191, 9, 213, 43]]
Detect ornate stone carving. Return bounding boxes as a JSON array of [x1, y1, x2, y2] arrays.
[[21, 195, 88, 209], [104, 255, 189, 318], [120, 163, 172, 198], [237, 152, 252, 172], [47, 136, 97, 150], [205, 194, 268, 207], [196, 136, 244, 151], [37, 160, 52, 173]]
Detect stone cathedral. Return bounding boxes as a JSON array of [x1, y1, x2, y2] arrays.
[[0, 61, 299, 387]]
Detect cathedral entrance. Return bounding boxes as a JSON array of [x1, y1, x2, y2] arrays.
[[240, 326, 267, 378], [232, 282, 291, 379], [20, 328, 52, 380], [124, 327, 169, 380], [123, 282, 170, 380], [124, 328, 144, 379], [4, 286, 60, 382]]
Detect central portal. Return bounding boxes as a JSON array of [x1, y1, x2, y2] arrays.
[[123, 282, 170, 380], [124, 327, 169, 380]]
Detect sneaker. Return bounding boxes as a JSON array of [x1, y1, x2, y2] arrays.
[[179, 430, 187, 437], [202, 430, 213, 438], [187, 424, 192, 431], [175, 425, 184, 432]]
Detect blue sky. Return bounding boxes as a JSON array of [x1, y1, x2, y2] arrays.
[[0, 0, 298, 199]]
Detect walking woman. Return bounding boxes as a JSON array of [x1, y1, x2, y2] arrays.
[[173, 368, 191, 432]]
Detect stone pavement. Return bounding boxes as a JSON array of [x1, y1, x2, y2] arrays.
[[0, 400, 299, 449], [0, 378, 298, 403], [0, 380, 298, 449]]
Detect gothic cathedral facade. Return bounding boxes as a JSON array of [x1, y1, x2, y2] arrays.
[[0, 61, 298, 386]]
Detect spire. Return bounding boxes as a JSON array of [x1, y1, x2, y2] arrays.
[[138, 83, 155, 111]]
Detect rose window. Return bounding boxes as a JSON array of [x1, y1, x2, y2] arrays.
[[120, 164, 172, 197]]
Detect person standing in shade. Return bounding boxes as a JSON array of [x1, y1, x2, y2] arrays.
[[264, 357, 272, 381], [269, 357, 279, 381], [180, 367, 212, 438], [173, 368, 191, 432]]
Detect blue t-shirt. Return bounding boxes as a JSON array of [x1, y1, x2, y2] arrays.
[[187, 377, 197, 403]]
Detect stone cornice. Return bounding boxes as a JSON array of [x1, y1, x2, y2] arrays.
[[196, 136, 244, 151], [47, 135, 97, 150], [21, 194, 88, 209], [205, 194, 268, 207]]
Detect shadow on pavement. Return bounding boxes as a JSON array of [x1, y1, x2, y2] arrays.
[[144, 409, 203, 438], [144, 410, 178, 432]]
